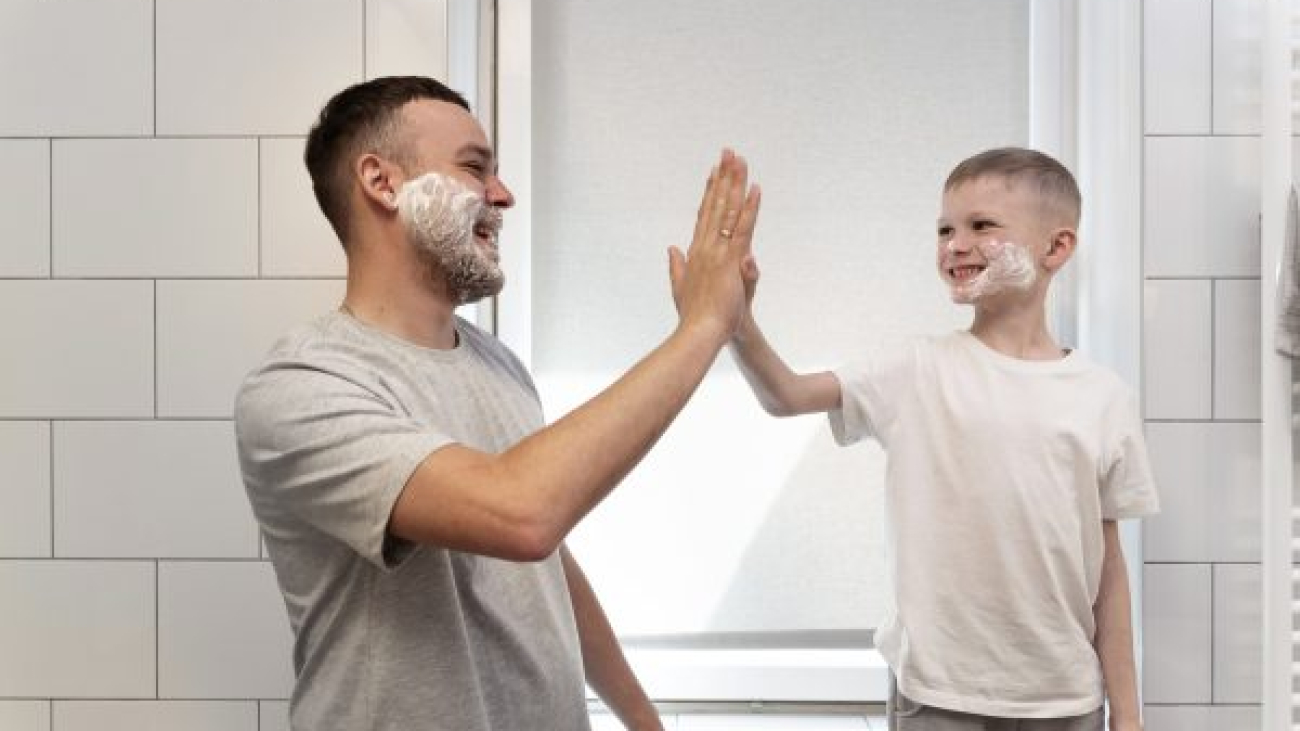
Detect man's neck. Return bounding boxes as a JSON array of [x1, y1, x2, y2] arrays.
[[342, 257, 459, 350]]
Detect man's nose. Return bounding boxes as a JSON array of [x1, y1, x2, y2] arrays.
[[486, 175, 515, 209]]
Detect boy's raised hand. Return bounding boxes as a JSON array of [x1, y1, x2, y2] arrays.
[[668, 149, 762, 344]]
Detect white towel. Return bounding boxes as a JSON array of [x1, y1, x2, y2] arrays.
[[1276, 185, 1300, 358]]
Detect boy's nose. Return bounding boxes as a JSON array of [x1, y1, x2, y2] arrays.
[[945, 235, 973, 254]]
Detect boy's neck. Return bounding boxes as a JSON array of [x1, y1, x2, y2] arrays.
[[968, 302, 1064, 361]]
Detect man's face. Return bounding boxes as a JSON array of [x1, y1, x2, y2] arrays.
[[935, 176, 1045, 305], [396, 100, 515, 303]]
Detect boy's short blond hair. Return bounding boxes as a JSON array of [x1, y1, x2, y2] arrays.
[[944, 147, 1081, 228]]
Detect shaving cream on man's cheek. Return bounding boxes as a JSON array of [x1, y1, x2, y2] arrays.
[[396, 172, 482, 249], [948, 240, 1036, 304], [396, 171, 505, 304]]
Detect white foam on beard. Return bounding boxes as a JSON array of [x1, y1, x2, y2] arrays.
[[949, 240, 1036, 304], [396, 172, 504, 305]]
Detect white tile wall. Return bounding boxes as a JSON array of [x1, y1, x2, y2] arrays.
[[1143, 136, 1260, 278], [1211, 564, 1260, 704], [1142, 706, 1210, 731], [1143, 422, 1260, 563], [1208, 705, 1261, 728], [1143, 563, 1212, 704], [1142, 0, 1264, 721], [1143, 279, 1212, 419], [2, 0, 465, 720], [1211, 0, 1264, 135], [1144, 704, 1263, 731], [258, 701, 290, 731], [260, 138, 347, 277], [0, 421, 51, 557], [366, 0, 450, 82], [0, 701, 50, 731], [158, 561, 294, 699], [0, 1, 153, 137], [53, 139, 258, 278], [54, 421, 258, 559], [0, 140, 51, 277], [155, 0, 361, 136], [1142, 0, 1211, 135], [1212, 279, 1261, 420], [54, 701, 257, 731], [156, 279, 346, 417], [0, 280, 154, 418], [0, 561, 155, 698]]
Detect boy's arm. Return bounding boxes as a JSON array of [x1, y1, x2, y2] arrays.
[[728, 311, 841, 417], [1095, 519, 1143, 731]]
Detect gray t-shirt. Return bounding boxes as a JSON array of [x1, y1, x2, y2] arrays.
[[234, 311, 589, 731]]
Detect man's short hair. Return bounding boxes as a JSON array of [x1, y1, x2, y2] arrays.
[[944, 147, 1081, 228], [305, 76, 470, 245]]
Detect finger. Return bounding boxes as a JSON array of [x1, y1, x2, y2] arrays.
[[704, 149, 735, 245], [731, 184, 762, 258], [691, 163, 720, 247], [717, 154, 748, 242]]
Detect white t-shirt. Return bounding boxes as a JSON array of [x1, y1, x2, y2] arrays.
[[829, 331, 1158, 718]]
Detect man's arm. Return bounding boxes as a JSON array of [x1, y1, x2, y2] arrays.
[[1095, 520, 1143, 731], [390, 150, 758, 561], [561, 547, 663, 731]]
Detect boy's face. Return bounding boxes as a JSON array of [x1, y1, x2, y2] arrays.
[[935, 176, 1054, 305]]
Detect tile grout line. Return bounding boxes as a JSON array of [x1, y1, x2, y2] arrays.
[[1209, 279, 1216, 419], [48, 421, 54, 558]]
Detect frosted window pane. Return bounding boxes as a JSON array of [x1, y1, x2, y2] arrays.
[[532, 0, 1029, 639]]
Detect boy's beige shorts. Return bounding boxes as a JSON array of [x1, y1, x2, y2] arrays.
[[888, 677, 1105, 731]]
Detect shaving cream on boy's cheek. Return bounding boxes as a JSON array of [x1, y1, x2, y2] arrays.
[[396, 171, 505, 304], [948, 240, 1037, 304]]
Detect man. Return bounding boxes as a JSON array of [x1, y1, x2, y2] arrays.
[[235, 75, 758, 730]]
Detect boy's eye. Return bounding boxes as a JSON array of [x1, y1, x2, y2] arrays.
[[972, 220, 996, 231], [937, 225, 953, 237]]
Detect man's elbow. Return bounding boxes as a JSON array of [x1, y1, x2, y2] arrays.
[[498, 513, 566, 562]]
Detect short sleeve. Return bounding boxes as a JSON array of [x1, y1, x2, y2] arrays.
[[828, 336, 917, 447], [1098, 391, 1160, 520], [234, 357, 451, 570]]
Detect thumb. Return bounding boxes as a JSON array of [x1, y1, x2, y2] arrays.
[[667, 246, 686, 310]]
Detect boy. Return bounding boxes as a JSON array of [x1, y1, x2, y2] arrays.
[[726, 148, 1157, 730]]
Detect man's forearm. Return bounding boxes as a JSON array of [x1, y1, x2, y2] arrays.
[[562, 548, 664, 731]]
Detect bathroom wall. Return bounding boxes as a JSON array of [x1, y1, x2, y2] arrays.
[[0, 0, 1281, 728], [1141, 0, 1272, 727], [0, 2, 449, 729]]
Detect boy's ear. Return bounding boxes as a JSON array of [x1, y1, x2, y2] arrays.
[[1043, 228, 1076, 272]]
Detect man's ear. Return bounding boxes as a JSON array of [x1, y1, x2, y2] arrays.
[[357, 153, 400, 211], [1043, 227, 1076, 272]]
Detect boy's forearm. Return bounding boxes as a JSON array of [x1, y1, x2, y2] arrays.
[[730, 313, 840, 416], [1095, 520, 1143, 730]]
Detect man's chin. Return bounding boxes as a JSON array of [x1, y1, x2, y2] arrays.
[[452, 275, 506, 305]]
